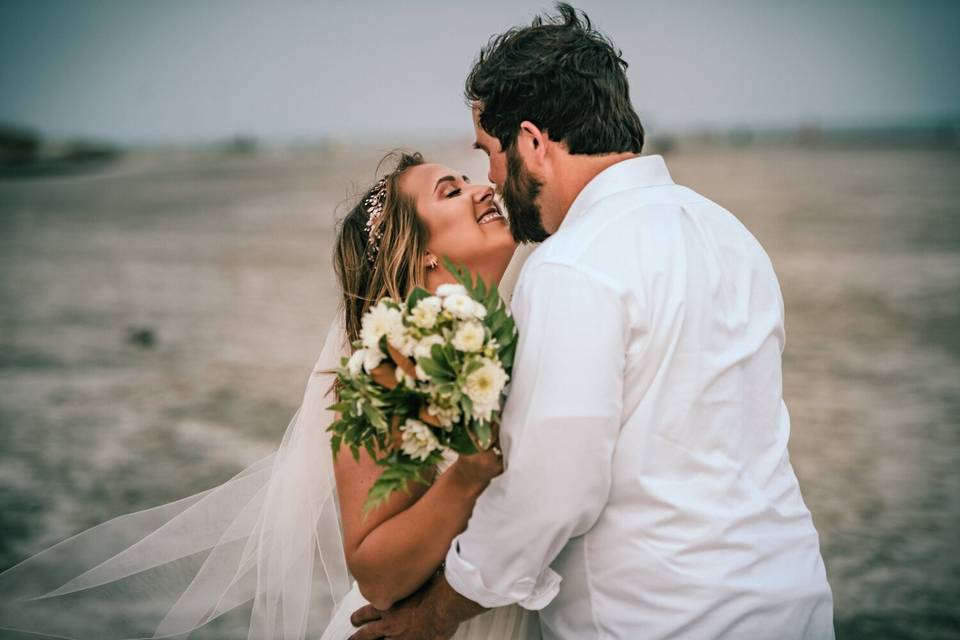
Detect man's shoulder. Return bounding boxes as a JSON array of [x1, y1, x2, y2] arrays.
[[511, 243, 629, 310]]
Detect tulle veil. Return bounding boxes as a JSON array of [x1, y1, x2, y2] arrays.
[[0, 319, 352, 639], [0, 243, 534, 640]]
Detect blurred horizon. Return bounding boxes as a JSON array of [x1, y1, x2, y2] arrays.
[[1, 0, 958, 147]]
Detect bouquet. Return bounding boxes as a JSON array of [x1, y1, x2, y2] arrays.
[[328, 259, 518, 511]]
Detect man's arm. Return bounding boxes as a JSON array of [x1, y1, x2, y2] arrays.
[[348, 574, 485, 640], [348, 261, 631, 638], [445, 261, 629, 608]]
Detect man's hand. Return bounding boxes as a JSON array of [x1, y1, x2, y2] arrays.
[[348, 573, 486, 640]]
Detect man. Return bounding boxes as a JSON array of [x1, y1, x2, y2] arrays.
[[351, 4, 834, 638]]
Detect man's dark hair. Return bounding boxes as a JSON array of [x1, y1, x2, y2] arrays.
[[466, 3, 644, 156]]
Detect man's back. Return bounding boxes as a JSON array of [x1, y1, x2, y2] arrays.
[[528, 155, 833, 638], [446, 155, 833, 639]]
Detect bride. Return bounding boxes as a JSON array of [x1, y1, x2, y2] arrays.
[[0, 151, 539, 639]]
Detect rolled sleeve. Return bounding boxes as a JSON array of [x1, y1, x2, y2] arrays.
[[445, 541, 562, 610], [444, 261, 628, 611]]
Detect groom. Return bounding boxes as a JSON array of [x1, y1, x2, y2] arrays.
[[351, 4, 834, 639]]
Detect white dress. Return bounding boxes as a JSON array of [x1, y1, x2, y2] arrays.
[[319, 451, 540, 640]]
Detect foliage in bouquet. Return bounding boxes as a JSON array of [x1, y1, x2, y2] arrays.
[[328, 259, 518, 511]]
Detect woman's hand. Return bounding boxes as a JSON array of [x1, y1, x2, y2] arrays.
[[450, 445, 503, 488]]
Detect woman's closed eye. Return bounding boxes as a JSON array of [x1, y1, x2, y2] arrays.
[[445, 188, 462, 199]]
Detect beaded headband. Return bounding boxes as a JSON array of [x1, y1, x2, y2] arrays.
[[363, 177, 388, 263]]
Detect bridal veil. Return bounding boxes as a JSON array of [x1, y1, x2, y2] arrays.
[[0, 320, 352, 639], [0, 242, 535, 639]]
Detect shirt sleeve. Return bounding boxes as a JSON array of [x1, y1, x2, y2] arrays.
[[444, 260, 628, 610]]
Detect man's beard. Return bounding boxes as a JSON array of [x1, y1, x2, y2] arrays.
[[500, 145, 550, 243]]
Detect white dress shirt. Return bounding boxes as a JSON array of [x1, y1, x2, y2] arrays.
[[444, 155, 834, 639]]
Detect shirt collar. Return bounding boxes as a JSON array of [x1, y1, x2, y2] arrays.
[[557, 154, 674, 233]]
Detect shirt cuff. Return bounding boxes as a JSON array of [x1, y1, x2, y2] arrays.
[[444, 541, 562, 611]]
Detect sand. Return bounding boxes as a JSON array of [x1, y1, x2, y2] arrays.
[[1, 143, 957, 638]]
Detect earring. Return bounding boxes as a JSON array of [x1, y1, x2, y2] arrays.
[[426, 255, 439, 270]]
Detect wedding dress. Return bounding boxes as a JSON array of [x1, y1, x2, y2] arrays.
[[317, 508, 541, 639], [0, 248, 539, 640], [317, 448, 540, 640]]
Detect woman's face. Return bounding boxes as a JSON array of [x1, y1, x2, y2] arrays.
[[400, 162, 516, 286]]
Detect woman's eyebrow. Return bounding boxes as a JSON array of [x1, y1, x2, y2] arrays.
[[433, 175, 471, 192], [433, 175, 457, 193]]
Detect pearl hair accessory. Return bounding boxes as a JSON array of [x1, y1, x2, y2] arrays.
[[363, 177, 388, 263]]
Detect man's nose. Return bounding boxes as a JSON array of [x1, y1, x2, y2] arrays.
[[471, 185, 495, 203]]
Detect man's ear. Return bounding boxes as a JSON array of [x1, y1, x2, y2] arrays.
[[518, 120, 548, 165]]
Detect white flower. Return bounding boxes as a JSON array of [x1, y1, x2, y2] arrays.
[[413, 334, 445, 361], [388, 329, 418, 357], [472, 303, 487, 320], [347, 349, 365, 376], [362, 347, 384, 373], [451, 321, 485, 353], [443, 293, 476, 319], [410, 296, 442, 329], [464, 358, 509, 421], [435, 283, 467, 298], [427, 402, 461, 429], [483, 338, 500, 359], [360, 302, 404, 351], [400, 419, 440, 461], [395, 366, 415, 388], [415, 363, 429, 381]]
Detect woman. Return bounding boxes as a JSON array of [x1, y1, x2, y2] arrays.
[[0, 152, 538, 639], [321, 152, 537, 639]]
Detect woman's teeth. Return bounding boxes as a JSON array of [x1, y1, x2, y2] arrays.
[[478, 211, 503, 225]]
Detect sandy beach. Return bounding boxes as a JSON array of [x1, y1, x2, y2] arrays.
[[1, 143, 958, 638]]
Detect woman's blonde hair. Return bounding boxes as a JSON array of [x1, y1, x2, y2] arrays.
[[333, 151, 428, 344]]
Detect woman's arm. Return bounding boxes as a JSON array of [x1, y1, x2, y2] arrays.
[[334, 441, 501, 610]]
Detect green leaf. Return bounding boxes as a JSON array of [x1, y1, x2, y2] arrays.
[[327, 401, 355, 414], [419, 356, 453, 381], [362, 457, 435, 513], [475, 277, 487, 303], [500, 343, 516, 369], [462, 358, 483, 376], [406, 287, 431, 313], [442, 257, 473, 290], [366, 405, 389, 431], [448, 426, 479, 454], [474, 421, 492, 449], [486, 283, 500, 307], [460, 393, 473, 418]]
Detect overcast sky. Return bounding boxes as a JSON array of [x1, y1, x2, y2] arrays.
[[1, 0, 958, 144]]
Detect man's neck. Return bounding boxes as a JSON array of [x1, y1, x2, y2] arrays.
[[545, 151, 638, 233]]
